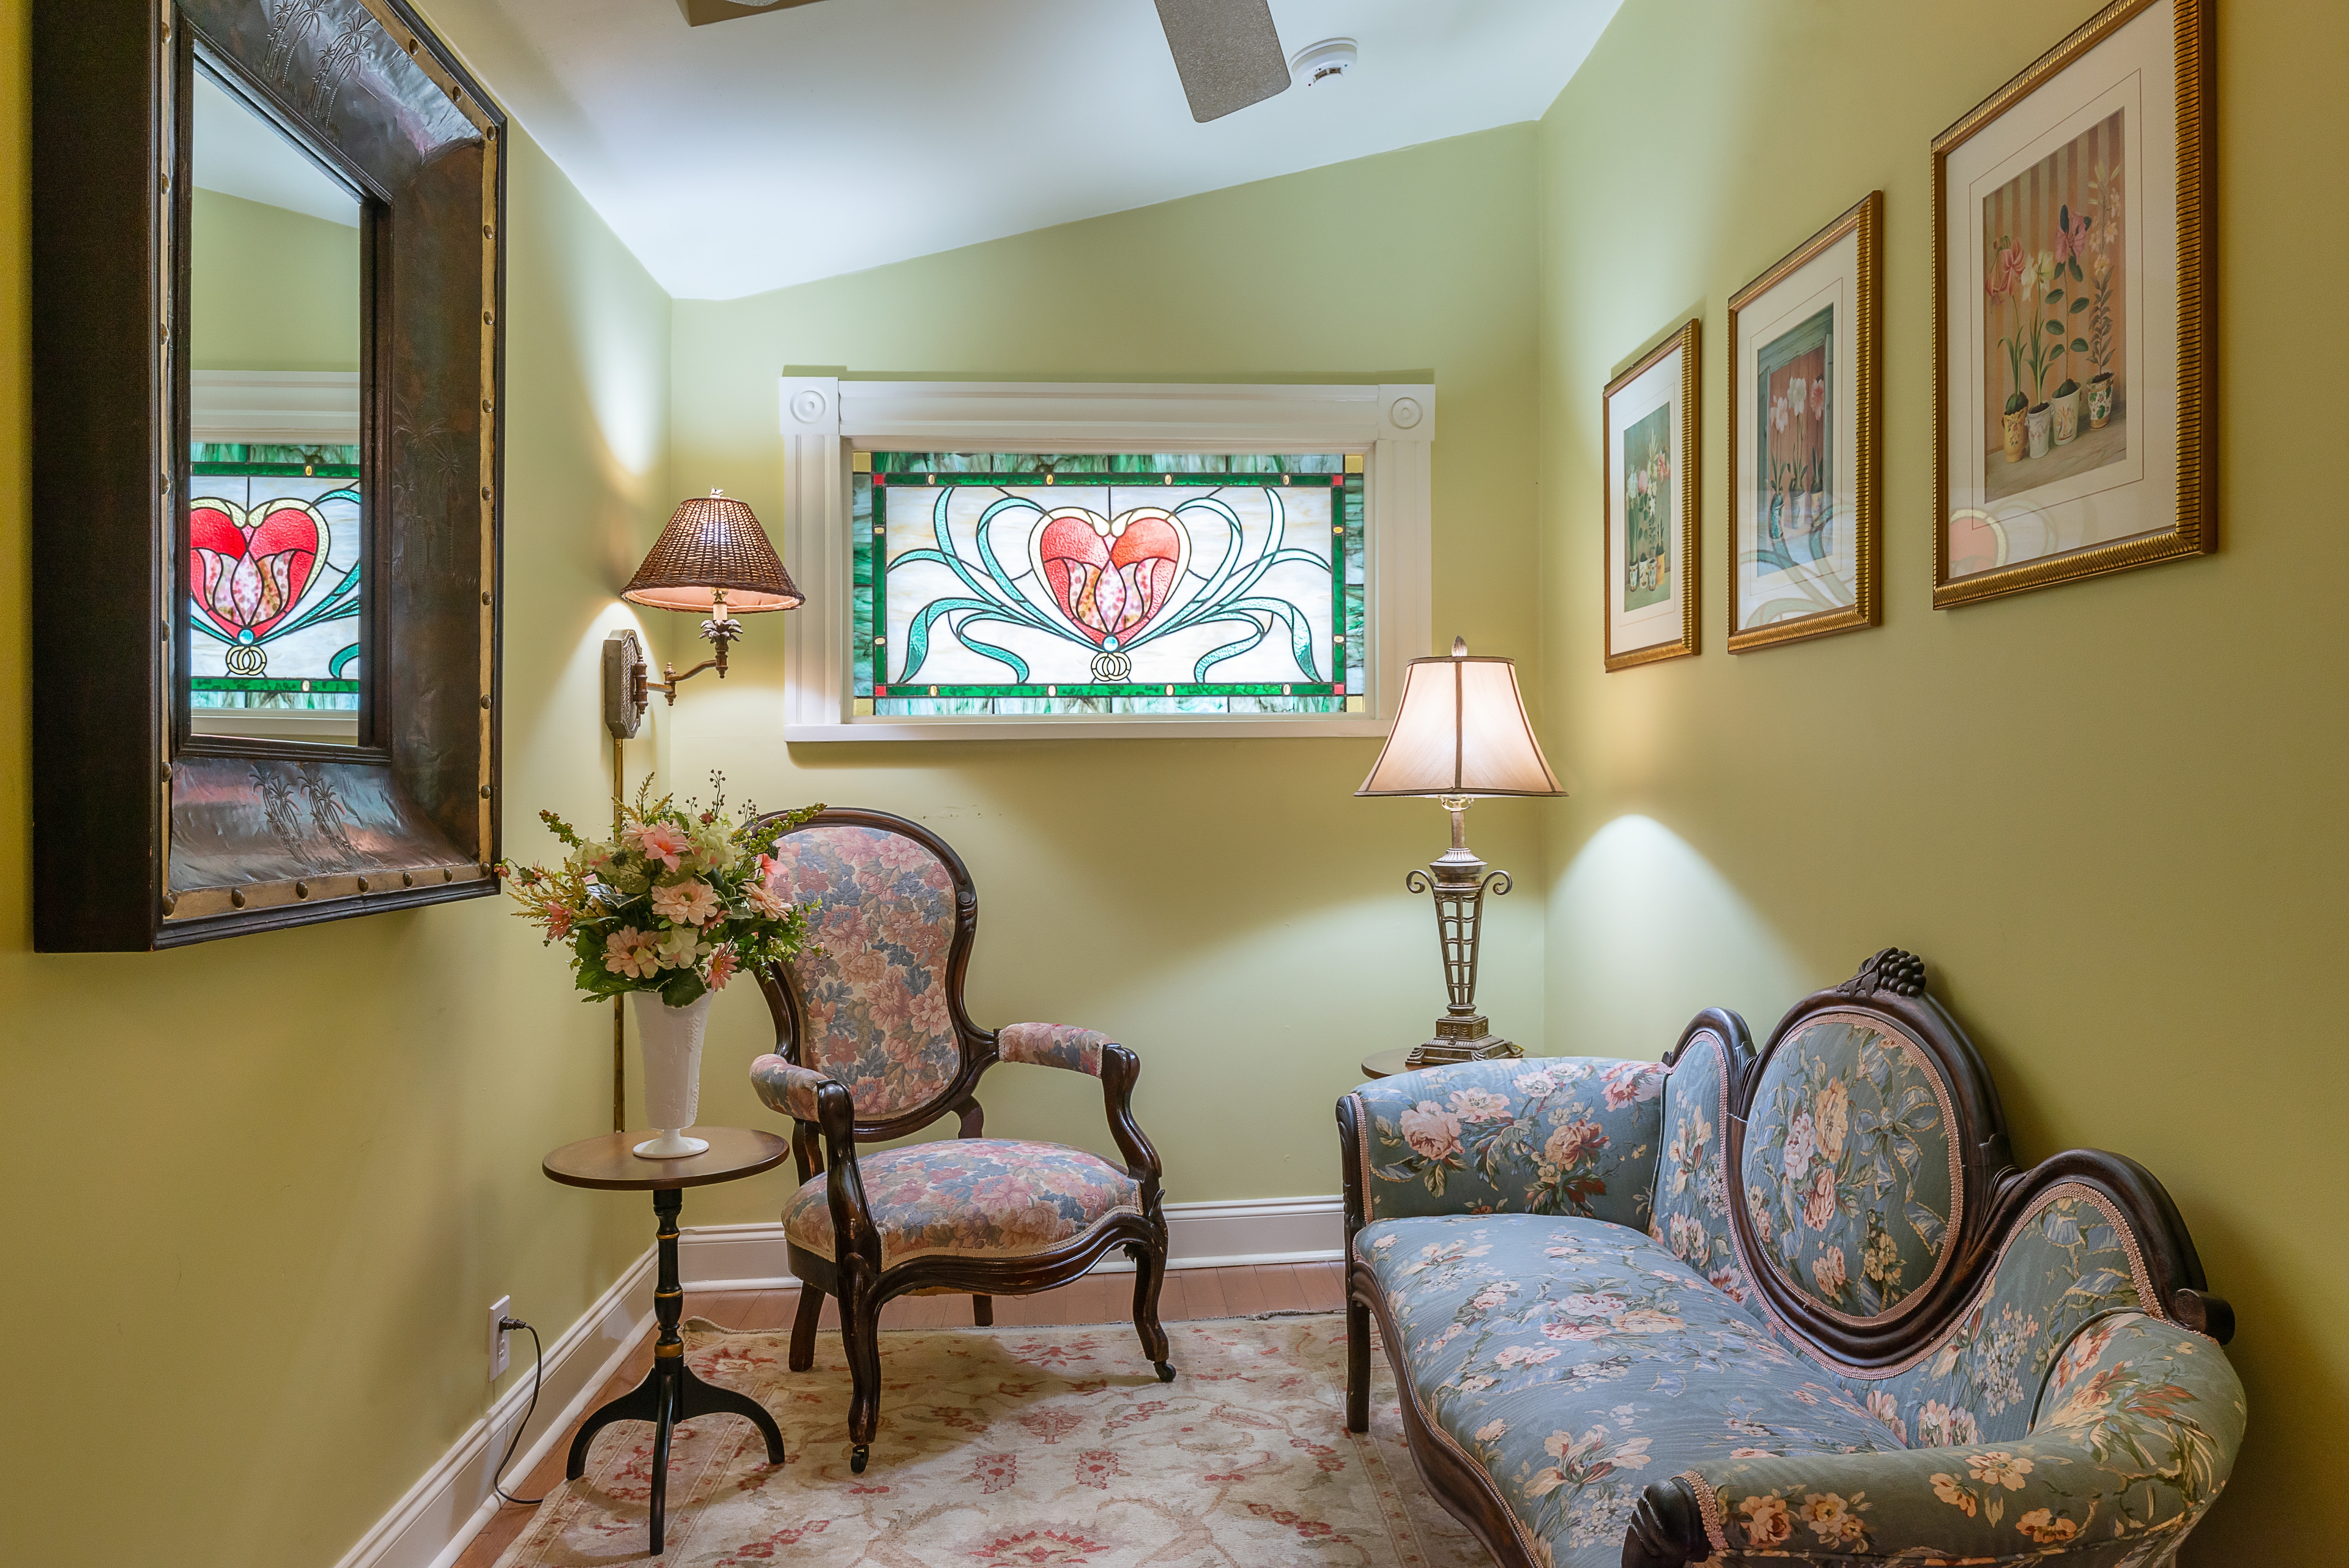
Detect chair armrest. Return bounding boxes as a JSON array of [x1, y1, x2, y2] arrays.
[[1646, 1313, 2243, 1564], [998, 1022, 1111, 1076], [750, 1053, 836, 1123], [1339, 1055, 1668, 1230], [748, 1053, 880, 1278]]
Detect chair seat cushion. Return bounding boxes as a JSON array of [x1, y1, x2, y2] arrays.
[[1359, 1214, 1903, 1564], [785, 1138, 1141, 1268]]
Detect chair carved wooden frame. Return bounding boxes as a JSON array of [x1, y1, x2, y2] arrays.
[[747, 808, 1174, 1473]]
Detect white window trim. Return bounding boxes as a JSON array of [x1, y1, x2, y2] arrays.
[[777, 376, 1433, 742]]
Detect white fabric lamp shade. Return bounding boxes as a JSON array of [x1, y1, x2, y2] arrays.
[[1356, 643, 1563, 798]]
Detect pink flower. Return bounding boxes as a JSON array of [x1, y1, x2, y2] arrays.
[[1810, 377, 1827, 423], [1986, 242, 2026, 303], [1802, 1165, 1838, 1231], [2055, 207, 2093, 267], [604, 927, 660, 981], [706, 945, 740, 990], [631, 822, 692, 871], [1400, 1101, 1463, 1162], [650, 878, 722, 926], [546, 904, 574, 940], [741, 882, 790, 919]]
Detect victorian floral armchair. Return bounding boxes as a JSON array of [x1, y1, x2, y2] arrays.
[[746, 808, 1172, 1473], [1337, 951, 2243, 1568]]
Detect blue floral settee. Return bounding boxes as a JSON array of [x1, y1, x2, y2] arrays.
[[1337, 950, 2243, 1568]]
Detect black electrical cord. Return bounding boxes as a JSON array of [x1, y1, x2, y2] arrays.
[[491, 1317, 547, 1506]]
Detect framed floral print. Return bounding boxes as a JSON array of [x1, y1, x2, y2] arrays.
[[1932, 0, 2213, 606], [1603, 318, 1700, 671], [1727, 191, 1882, 652]]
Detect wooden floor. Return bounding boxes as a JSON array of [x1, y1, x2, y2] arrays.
[[455, 1261, 1346, 1568]]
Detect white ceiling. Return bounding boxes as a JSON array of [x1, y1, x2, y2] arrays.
[[436, 0, 1620, 299], [191, 71, 362, 226]]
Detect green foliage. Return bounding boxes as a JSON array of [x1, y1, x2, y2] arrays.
[[497, 773, 826, 1012]]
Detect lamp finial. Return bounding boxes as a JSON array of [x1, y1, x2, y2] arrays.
[[710, 486, 725, 499], [1451, 636, 1468, 658]]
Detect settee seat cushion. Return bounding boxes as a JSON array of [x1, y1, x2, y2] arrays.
[[1360, 1214, 1902, 1564], [784, 1138, 1140, 1266]]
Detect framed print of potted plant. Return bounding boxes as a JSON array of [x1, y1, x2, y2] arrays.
[[1603, 318, 1701, 671], [1932, 0, 2214, 605], [1727, 191, 1883, 652]]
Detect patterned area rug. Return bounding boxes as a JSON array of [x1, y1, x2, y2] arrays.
[[491, 1313, 1490, 1567]]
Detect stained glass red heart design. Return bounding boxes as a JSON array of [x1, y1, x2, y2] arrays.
[[189, 497, 324, 642], [1033, 506, 1188, 649]]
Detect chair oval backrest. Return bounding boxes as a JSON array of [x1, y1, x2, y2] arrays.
[[762, 816, 969, 1123], [1737, 1008, 1962, 1326]]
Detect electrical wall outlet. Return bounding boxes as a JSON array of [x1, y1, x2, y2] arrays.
[[489, 1295, 512, 1380]]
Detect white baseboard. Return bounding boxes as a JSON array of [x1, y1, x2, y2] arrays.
[[332, 1249, 656, 1568], [677, 1192, 1345, 1290], [340, 1192, 1343, 1568]]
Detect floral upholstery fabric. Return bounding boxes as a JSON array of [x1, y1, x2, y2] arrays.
[[1351, 1057, 1666, 1231], [1828, 1183, 2156, 1450], [765, 824, 961, 1120], [998, 1021, 1109, 1077], [1686, 1312, 2243, 1564], [782, 1137, 1139, 1267], [748, 1052, 831, 1123], [1646, 1030, 1761, 1323], [1357, 1215, 1898, 1566], [1740, 1015, 1957, 1323]]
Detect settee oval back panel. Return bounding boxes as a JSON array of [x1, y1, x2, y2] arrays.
[[1739, 1011, 1960, 1326], [764, 822, 962, 1120]]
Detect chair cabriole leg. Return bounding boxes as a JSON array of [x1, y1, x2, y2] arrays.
[[1127, 1236, 1174, 1380], [1345, 1273, 1371, 1434], [971, 1293, 993, 1326], [789, 1284, 824, 1372]]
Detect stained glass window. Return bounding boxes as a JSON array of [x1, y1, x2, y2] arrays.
[[187, 443, 363, 716], [852, 452, 1366, 717]]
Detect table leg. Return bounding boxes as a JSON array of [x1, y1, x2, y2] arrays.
[[565, 1186, 785, 1555]]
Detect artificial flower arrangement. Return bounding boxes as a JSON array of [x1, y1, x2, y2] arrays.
[[499, 775, 823, 1007]]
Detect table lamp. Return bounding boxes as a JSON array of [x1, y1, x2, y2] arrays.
[[1357, 637, 1563, 1066], [603, 489, 803, 736]]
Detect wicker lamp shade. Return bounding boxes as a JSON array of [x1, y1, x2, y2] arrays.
[[621, 494, 803, 614]]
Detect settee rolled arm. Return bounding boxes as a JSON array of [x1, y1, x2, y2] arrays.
[[1655, 1314, 2243, 1566], [1340, 1055, 1669, 1232]]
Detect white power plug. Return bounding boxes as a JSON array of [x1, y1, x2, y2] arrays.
[[489, 1295, 513, 1380]]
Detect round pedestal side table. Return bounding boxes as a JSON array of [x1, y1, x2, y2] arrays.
[[541, 1126, 792, 1555]]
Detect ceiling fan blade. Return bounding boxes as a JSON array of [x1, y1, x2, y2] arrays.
[[678, 0, 827, 28], [1152, 0, 1291, 123]]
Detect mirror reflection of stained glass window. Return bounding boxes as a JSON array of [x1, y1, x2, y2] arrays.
[[187, 66, 364, 744]]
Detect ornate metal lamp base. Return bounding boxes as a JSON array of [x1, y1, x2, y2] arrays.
[[1406, 1032, 1523, 1069], [1400, 797, 1525, 1071]]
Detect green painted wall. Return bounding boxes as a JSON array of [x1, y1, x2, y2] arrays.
[[1531, 2, 2347, 1559], [189, 187, 359, 372], [0, 9, 682, 1559], [651, 125, 1550, 1225]]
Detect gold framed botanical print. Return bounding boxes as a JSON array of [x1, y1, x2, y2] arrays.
[[1603, 318, 1700, 671], [1932, 0, 2213, 606], [1727, 191, 1882, 652]]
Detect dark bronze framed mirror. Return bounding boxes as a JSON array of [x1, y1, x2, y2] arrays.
[[32, 0, 506, 948]]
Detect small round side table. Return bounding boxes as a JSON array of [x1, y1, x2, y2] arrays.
[[1358, 1048, 1415, 1080], [543, 1126, 792, 1555]]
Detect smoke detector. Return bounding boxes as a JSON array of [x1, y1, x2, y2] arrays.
[[1289, 37, 1358, 87]]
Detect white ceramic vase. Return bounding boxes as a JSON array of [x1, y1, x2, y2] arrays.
[[632, 989, 714, 1159]]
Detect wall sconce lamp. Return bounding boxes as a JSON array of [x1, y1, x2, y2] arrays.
[[1356, 637, 1564, 1066], [603, 489, 803, 738]]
